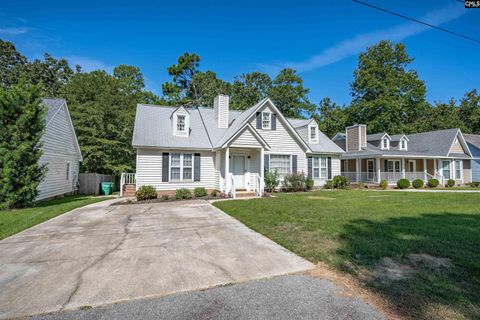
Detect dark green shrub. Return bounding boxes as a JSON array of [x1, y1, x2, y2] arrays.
[[283, 173, 306, 192], [332, 175, 349, 189], [136, 185, 157, 201], [412, 179, 424, 189], [194, 187, 207, 197], [323, 180, 334, 189], [447, 179, 455, 188], [161, 194, 169, 201], [175, 188, 192, 199], [305, 176, 314, 191], [468, 182, 480, 188], [397, 179, 410, 189], [210, 190, 218, 197], [358, 182, 365, 189], [264, 170, 280, 192], [428, 179, 439, 188], [379, 180, 388, 190]]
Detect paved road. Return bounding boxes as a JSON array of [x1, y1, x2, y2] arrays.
[[0, 199, 313, 319], [33, 274, 384, 320]]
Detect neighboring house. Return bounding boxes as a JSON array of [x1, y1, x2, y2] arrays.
[[128, 95, 343, 197], [464, 134, 480, 182], [37, 98, 83, 201], [332, 124, 473, 185]]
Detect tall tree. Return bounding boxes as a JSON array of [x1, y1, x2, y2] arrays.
[[0, 80, 46, 208], [315, 97, 349, 138], [162, 52, 201, 104], [459, 89, 480, 134], [230, 72, 272, 110], [349, 40, 429, 134], [417, 100, 466, 132], [191, 70, 231, 107], [0, 39, 27, 89]]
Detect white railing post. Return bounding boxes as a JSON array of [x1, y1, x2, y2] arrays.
[[120, 173, 125, 197]]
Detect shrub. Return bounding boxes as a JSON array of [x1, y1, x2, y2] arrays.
[[136, 185, 157, 201], [210, 190, 218, 197], [358, 182, 365, 189], [428, 179, 439, 188], [283, 173, 306, 192], [175, 188, 192, 199], [161, 194, 169, 201], [332, 175, 349, 189], [305, 176, 314, 191], [412, 179, 424, 189], [447, 179, 455, 188], [379, 180, 388, 190], [468, 182, 480, 188], [397, 179, 410, 189], [194, 187, 207, 197], [323, 180, 334, 189], [264, 170, 280, 192]]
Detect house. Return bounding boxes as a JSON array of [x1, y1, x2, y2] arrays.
[[37, 98, 83, 201], [127, 95, 344, 197], [332, 124, 473, 185], [464, 134, 480, 182]]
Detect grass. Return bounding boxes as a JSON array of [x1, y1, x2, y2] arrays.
[[0, 195, 110, 240], [214, 190, 480, 319]]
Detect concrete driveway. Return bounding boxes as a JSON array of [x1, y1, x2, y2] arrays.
[[0, 199, 313, 319]]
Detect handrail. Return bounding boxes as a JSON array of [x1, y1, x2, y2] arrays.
[[120, 172, 136, 197], [253, 173, 262, 197], [228, 173, 236, 198]]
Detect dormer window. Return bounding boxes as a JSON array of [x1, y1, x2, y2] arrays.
[[172, 106, 189, 137], [177, 115, 186, 132], [382, 138, 390, 150], [309, 124, 318, 143], [400, 138, 407, 150], [262, 112, 271, 129]]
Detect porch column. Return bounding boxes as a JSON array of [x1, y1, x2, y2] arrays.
[[225, 147, 230, 194], [402, 159, 406, 179], [355, 158, 360, 183], [434, 159, 437, 175], [423, 159, 427, 182], [376, 158, 381, 183], [260, 147, 264, 193]]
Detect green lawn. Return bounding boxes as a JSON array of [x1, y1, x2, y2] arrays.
[[0, 195, 110, 240], [214, 191, 480, 320]]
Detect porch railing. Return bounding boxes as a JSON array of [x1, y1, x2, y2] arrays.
[[252, 173, 262, 197], [341, 171, 438, 184], [227, 173, 236, 199], [120, 172, 136, 197]]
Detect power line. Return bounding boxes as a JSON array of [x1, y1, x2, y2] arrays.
[[352, 0, 480, 44]]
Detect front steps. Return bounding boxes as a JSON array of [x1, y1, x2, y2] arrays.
[[122, 184, 136, 197], [235, 190, 258, 198]]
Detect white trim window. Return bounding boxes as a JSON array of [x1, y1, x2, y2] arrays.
[[455, 160, 462, 180], [400, 139, 407, 150], [309, 125, 317, 142], [442, 160, 451, 180], [312, 157, 327, 179], [382, 138, 390, 150], [177, 115, 186, 132], [270, 154, 291, 178], [170, 153, 193, 181], [262, 112, 271, 129]]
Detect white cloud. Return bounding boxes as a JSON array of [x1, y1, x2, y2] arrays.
[[0, 27, 29, 35], [66, 55, 114, 73], [263, 3, 467, 73]]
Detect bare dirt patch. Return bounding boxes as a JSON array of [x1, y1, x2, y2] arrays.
[[306, 196, 336, 200], [373, 258, 414, 283], [408, 253, 452, 270]]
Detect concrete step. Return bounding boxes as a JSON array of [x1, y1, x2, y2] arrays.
[[235, 191, 258, 198]]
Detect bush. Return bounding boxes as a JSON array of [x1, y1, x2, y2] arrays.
[[136, 185, 157, 201], [264, 170, 280, 192], [358, 182, 365, 189], [379, 180, 388, 190], [283, 173, 306, 192], [175, 188, 192, 199], [194, 187, 207, 197], [468, 182, 480, 188], [397, 179, 410, 189], [210, 190, 218, 197], [412, 179, 424, 189], [428, 179, 439, 188], [161, 194, 169, 201], [332, 175, 349, 189], [447, 179, 455, 188], [323, 180, 334, 189], [305, 176, 314, 191]]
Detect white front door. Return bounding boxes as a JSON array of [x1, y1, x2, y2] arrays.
[[231, 155, 246, 189], [367, 159, 375, 181]]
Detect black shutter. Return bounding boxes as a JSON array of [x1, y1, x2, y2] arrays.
[[162, 153, 169, 182], [264, 154, 270, 173], [194, 153, 201, 181], [271, 114, 277, 130], [384, 160, 388, 171], [292, 155, 297, 173], [327, 157, 332, 179], [307, 156, 313, 178], [256, 112, 262, 129]]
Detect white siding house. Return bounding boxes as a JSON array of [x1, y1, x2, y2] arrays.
[[37, 99, 82, 201]]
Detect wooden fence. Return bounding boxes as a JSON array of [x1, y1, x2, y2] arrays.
[[78, 173, 117, 195]]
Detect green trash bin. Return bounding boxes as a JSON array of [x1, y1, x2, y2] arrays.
[[101, 182, 114, 195]]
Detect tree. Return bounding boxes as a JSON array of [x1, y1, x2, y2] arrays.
[[418, 100, 466, 132], [114, 64, 145, 95], [0, 39, 28, 89], [162, 52, 201, 104], [191, 70, 231, 107], [230, 72, 272, 110], [349, 40, 429, 134], [459, 89, 480, 134], [0, 80, 46, 208], [315, 97, 349, 138]]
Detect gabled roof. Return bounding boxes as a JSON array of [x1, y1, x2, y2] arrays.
[[332, 132, 346, 141], [465, 134, 480, 149], [367, 132, 390, 141]]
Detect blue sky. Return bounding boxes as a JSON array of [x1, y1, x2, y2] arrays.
[[1, 0, 479, 106]]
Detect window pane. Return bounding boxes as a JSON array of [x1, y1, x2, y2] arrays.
[[171, 153, 180, 166], [171, 167, 180, 180], [455, 160, 461, 179], [183, 168, 192, 180], [270, 154, 290, 177], [310, 127, 316, 139], [262, 112, 270, 128], [320, 157, 327, 168], [177, 115, 185, 131], [183, 154, 192, 167], [313, 157, 319, 167], [321, 168, 327, 179], [313, 168, 320, 178]]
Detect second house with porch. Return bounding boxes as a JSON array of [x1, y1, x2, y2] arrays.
[[332, 125, 473, 185], [128, 95, 344, 197]]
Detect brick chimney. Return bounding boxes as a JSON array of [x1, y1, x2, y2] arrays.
[[346, 124, 367, 151]]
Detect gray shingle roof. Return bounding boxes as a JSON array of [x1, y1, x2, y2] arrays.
[[42, 98, 66, 124], [465, 134, 480, 149], [367, 132, 388, 141]]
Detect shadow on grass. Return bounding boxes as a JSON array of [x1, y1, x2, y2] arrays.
[[338, 213, 480, 319], [34, 195, 101, 208]]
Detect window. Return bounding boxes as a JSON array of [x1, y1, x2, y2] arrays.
[[177, 115, 186, 132], [400, 139, 407, 150], [382, 138, 389, 150], [310, 126, 317, 141], [442, 160, 451, 180], [262, 112, 271, 129], [312, 157, 327, 179], [455, 160, 462, 179], [170, 153, 193, 181], [66, 162, 70, 180], [270, 154, 291, 177]]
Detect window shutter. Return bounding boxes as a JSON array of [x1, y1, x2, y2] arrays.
[[256, 112, 261, 129], [327, 157, 332, 179], [194, 153, 201, 181], [384, 160, 388, 172], [292, 155, 297, 173], [307, 156, 313, 178], [271, 114, 277, 130], [264, 154, 270, 173], [162, 153, 169, 182]]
